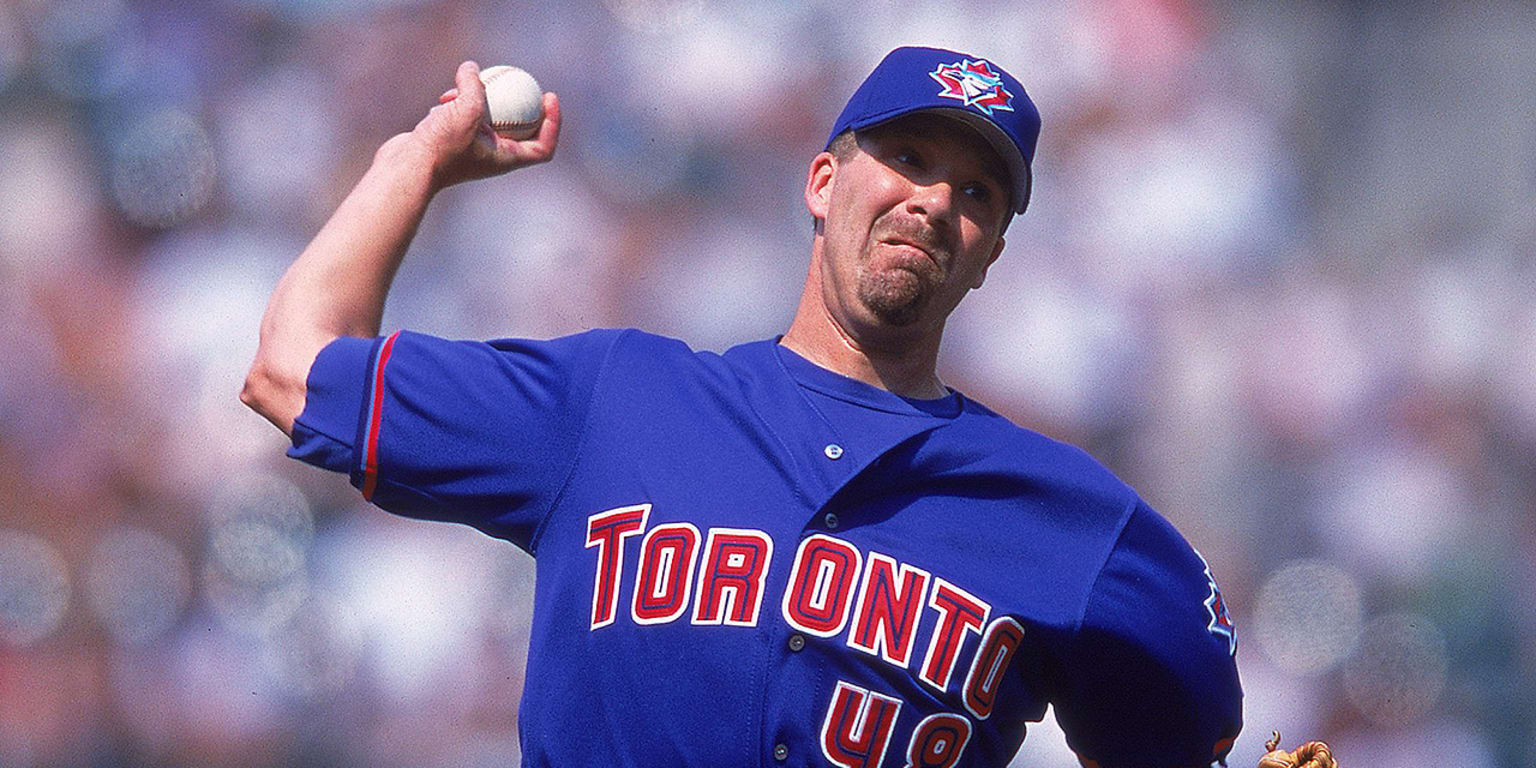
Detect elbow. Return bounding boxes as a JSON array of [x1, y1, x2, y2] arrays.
[[238, 364, 262, 409], [242, 325, 336, 437], [238, 366, 271, 415], [240, 359, 300, 436]]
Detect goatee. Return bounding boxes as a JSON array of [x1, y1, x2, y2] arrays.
[[858, 267, 929, 326]]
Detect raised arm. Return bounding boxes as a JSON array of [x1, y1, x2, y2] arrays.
[[240, 61, 562, 434]]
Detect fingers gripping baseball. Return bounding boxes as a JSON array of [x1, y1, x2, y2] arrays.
[[410, 61, 561, 189]]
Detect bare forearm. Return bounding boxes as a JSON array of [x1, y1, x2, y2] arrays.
[[267, 138, 436, 342], [273, 136, 435, 338], [244, 136, 437, 434], [241, 60, 561, 436]]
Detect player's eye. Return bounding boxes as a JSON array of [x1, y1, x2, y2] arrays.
[[892, 147, 925, 168], [962, 183, 992, 203]]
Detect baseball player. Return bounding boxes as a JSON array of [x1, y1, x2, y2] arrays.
[[243, 47, 1243, 767]]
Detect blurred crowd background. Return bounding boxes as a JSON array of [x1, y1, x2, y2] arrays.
[[2, 0, 1533, 765]]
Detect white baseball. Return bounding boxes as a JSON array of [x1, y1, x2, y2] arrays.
[[479, 65, 545, 140]]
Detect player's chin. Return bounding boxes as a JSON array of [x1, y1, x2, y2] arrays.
[[858, 272, 931, 328]]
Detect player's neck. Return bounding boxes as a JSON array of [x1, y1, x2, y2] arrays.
[[780, 261, 947, 400]]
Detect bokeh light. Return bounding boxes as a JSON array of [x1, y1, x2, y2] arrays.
[[207, 473, 315, 588], [201, 474, 317, 638], [260, 595, 362, 700], [1343, 613, 1450, 727], [0, 530, 71, 647], [204, 561, 310, 637], [85, 526, 192, 646], [109, 108, 218, 228], [1254, 559, 1363, 676]]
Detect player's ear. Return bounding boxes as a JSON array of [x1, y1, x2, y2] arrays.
[[805, 151, 837, 221], [972, 236, 1005, 289]]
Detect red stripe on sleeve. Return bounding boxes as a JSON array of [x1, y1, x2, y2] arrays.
[[361, 331, 401, 500]]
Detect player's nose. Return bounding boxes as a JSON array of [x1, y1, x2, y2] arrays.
[[904, 178, 958, 232]]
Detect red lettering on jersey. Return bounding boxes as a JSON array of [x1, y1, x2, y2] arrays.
[[962, 616, 1024, 719], [819, 680, 903, 768], [904, 713, 972, 768], [782, 535, 863, 637], [847, 551, 931, 668], [585, 504, 650, 630], [691, 528, 772, 627], [631, 522, 701, 625], [918, 578, 990, 692]]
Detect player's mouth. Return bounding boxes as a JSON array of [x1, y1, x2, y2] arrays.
[[877, 236, 945, 274], [882, 237, 930, 257]]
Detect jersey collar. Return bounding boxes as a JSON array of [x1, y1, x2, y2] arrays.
[[770, 339, 965, 419], [721, 338, 962, 513]]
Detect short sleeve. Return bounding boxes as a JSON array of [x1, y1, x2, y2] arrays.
[[1049, 500, 1242, 768], [286, 328, 623, 552]]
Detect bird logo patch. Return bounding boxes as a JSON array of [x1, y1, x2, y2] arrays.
[[929, 59, 1015, 116], [1194, 549, 1237, 656]]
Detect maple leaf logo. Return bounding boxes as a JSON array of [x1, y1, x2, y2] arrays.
[[929, 59, 1015, 116]]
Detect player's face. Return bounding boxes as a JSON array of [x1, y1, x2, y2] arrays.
[[807, 114, 1010, 341]]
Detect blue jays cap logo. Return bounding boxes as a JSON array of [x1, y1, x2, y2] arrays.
[[929, 59, 1015, 117], [828, 46, 1040, 214]]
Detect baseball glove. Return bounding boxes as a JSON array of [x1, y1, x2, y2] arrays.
[[1257, 731, 1337, 768]]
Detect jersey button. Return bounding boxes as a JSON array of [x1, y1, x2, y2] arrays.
[[773, 743, 789, 761], [823, 443, 844, 460], [788, 633, 805, 652], [824, 512, 839, 530]]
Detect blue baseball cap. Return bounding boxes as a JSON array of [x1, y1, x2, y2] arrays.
[[827, 46, 1041, 214]]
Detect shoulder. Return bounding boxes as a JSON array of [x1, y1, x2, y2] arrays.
[[952, 395, 1137, 515], [584, 329, 754, 381], [545, 328, 725, 363], [480, 326, 633, 357], [517, 330, 782, 411], [472, 328, 712, 378], [1098, 498, 1224, 613], [901, 395, 1146, 626]]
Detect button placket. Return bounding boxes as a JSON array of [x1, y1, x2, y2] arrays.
[[808, 443, 849, 533]]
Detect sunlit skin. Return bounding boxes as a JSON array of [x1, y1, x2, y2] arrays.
[[241, 61, 561, 435], [244, 62, 1014, 428], [781, 112, 1012, 399]]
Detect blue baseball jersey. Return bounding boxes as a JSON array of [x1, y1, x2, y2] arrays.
[[289, 328, 1242, 767]]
